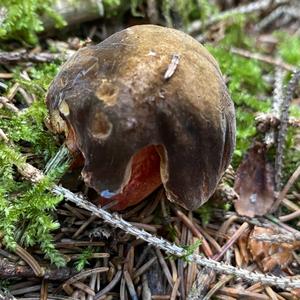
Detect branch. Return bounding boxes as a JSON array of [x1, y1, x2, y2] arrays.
[[0, 258, 78, 280], [275, 70, 300, 191]]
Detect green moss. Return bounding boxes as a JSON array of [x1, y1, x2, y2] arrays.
[[74, 247, 93, 271], [207, 23, 271, 163], [162, 0, 218, 27], [0, 62, 67, 266], [0, 0, 66, 45], [276, 32, 300, 66]]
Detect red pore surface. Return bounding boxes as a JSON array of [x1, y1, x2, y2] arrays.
[[99, 145, 162, 211]]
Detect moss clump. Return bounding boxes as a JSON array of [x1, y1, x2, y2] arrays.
[[0, 0, 66, 45], [276, 33, 300, 66], [207, 20, 271, 163], [0, 62, 67, 266]]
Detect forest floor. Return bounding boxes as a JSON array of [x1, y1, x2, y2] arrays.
[[0, 1, 300, 299]]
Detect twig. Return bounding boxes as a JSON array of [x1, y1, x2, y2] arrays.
[[188, 0, 289, 33], [62, 267, 108, 287], [14, 244, 44, 277], [170, 277, 180, 300], [175, 209, 213, 257], [142, 274, 152, 300], [265, 67, 286, 146], [252, 233, 300, 244], [94, 269, 122, 300], [133, 256, 157, 279], [274, 164, 300, 209], [275, 70, 300, 191], [0, 258, 78, 280], [230, 47, 296, 72], [155, 248, 174, 288], [123, 270, 138, 300], [71, 281, 95, 296], [203, 275, 233, 300], [279, 210, 300, 222], [0, 50, 68, 64], [188, 222, 249, 299]]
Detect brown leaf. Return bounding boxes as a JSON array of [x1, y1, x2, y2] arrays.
[[248, 226, 298, 272], [234, 142, 275, 217], [238, 229, 251, 265]]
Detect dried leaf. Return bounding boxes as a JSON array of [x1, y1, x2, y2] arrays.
[[248, 226, 299, 272], [234, 142, 275, 217]]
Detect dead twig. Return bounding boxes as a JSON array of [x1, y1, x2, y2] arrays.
[[275, 70, 300, 191], [14, 244, 44, 277], [0, 258, 78, 280], [94, 269, 122, 300], [230, 47, 296, 71], [0, 49, 68, 64], [274, 164, 300, 210]]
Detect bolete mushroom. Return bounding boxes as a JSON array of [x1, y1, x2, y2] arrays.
[[46, 25, 235, 211]]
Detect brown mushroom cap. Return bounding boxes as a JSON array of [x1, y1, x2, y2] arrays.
[[46, 24, 235, 210]]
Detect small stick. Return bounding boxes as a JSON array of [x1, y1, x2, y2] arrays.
[[170, 277, 180, 300], [63, 267, 108, 288], [135, 246, 151, 270], [124, 270, 138, 300], [64, 203, 86, 220], [9, 284, 41, 296], [0, 96, 19, 113], [217, 215, 239, 243], [7, 83, 20, 100], [87, 262, 100, 300], [274, 164, 300, 210], [213, 222, 249, 261], [231, 47, 296, 71], [40, 279, 48, 300], [264, 286, 278, 300], [125, 245, 135, 276], [14, 245, 44, 277], [129, 222, 159, 233], [133, 256, 157, 279], [279, 210, 300, 222], [55, 240, 105, 248], [155, 248, 174, 288], [275, 70, 300, 191], [142, 274, 152, 300], [178, 224, 187, 299], [120, 276, 127, 300], [217, 287, 269, 300], [194, 222, 222, 253], [185, 224, 194, 293], [0, 72, 13, 79], [0, 49, 66, 64], [175, 209, 213, 257], [94, 270, 122, 300], [202, 275, 233, 300], [71, 281, 95, 296], [67, 253, 109, 260], [169, 258, 177, 283], [0, 128, 9, 142], [72, 215, 98, 238]]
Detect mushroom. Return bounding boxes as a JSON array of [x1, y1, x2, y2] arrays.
[[46, 24, 235, 211]]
